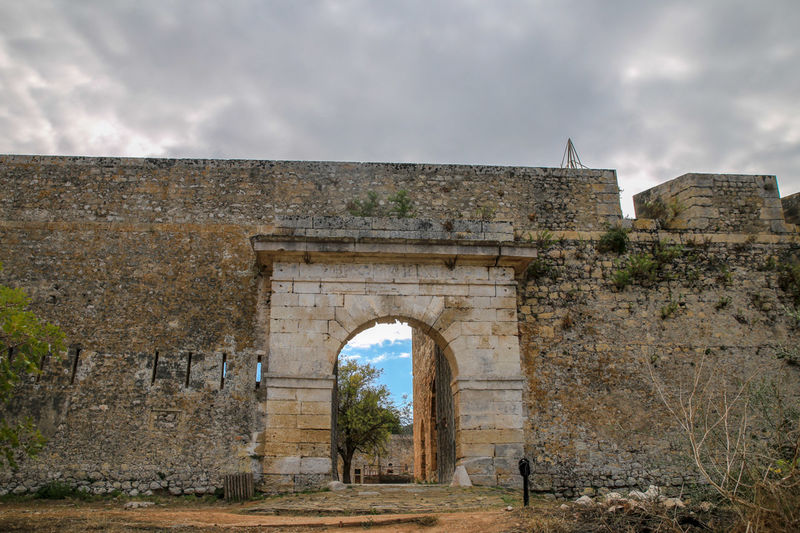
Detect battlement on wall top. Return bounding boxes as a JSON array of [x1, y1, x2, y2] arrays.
[[0, 155, 797, 235], [633, 173, 798, 234]]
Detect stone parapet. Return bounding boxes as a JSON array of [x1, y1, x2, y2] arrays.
[[633, 173, 790, 233], [0, 154, 621, 231]]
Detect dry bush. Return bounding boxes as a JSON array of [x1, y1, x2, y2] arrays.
[[649, 357, 800, 532], [516, 501, 725, 533]]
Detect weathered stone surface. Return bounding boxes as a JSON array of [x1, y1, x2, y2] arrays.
[[0, 155, 797, 497]]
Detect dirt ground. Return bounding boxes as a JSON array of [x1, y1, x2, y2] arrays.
[[0, 499, 525, 532]]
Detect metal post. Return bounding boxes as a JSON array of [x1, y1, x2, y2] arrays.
[[518, 458, 531, 507]]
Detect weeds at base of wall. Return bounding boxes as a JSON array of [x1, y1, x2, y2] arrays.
[[714, 296, 731, 310], [776, 345, 800, 366], [35, 481, 88, 500], [0, 482, 120, 502], [4, 481, 231, 503], [649, 358, 800, 532], [515, 497, 736, 533]]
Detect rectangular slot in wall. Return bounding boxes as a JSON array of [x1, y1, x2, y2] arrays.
[[37, 351, 50, 383], [184, 352, 192, 388], [220, 353, 227, 389], [70, 346, 81, 384], [255, 355, 262, 390], [151, 351, 159, 385]]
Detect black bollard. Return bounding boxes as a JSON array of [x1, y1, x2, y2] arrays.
[[518, 457, 531, 507]]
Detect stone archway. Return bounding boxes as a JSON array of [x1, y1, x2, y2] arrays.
[[331, 316, 457, 485], [251, 218, 535, 492]]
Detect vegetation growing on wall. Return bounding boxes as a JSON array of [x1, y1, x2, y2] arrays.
[[609, 238, 748, 291], [347, 189, 416, 218], [597, 225, 630, 255], [638, 197, 686, 228], [387, 190, 415, 218], [347, 191, 379, 216], [526, 258, 560, 282], [611, 240, 684, 289], [475, 205, 496, 221]]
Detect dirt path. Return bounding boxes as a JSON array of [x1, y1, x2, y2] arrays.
[[0, 500, 523, 532]]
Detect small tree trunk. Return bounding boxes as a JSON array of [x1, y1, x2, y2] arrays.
[[342, 451, 354, 484]]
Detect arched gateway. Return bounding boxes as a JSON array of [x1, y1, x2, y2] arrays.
[[251, 216, 537, 491]]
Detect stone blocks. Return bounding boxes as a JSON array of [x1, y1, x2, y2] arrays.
[[3, 155, 796, 498], [264, 246, 527, 487], [633, 172, 791, 233]]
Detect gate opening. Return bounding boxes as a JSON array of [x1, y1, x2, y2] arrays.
[[331, 319, 455, 485]]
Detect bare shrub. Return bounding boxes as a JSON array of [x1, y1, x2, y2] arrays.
[[649, 357, 800, 532]]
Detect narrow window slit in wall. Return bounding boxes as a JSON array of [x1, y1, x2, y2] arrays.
[[37, 352, 50, 383], [70, 346, 81, 385], [184, 352, 192, 388], [220, 353, 227, 389], [151, 351, 159, 385], [7, 348, 18, 376], [255, 355, 262, 390]]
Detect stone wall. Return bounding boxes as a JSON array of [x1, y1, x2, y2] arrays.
[[518, 231, 800, 496], [412, 329, 437, 482], [345, 435, 414, 483], [0, 155, 621, 232], [1, 154, 799, 497], [783, 191, 800, 225], [633, 173, 790, 233], [0, 222, 261, 496]]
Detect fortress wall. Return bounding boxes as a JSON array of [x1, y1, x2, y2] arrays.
[[0, 221, 263, 495], [0, 155, 621, 231], [519, 233, 800, 496], [0, 154, 798, 497]]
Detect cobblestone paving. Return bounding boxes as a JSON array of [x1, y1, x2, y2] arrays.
[[244, 484, 522, 515]]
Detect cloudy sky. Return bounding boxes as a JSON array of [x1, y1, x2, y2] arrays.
[[339, 321, 412, 407], [1, 0, 799, 214]]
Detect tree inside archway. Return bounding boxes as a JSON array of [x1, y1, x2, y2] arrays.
[[335, 359, 401, 484]]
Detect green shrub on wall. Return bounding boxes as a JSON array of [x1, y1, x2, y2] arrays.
[[597, 225, 629, 255]]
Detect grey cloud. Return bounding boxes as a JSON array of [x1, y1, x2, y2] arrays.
[[0, 0, 798, 215]]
